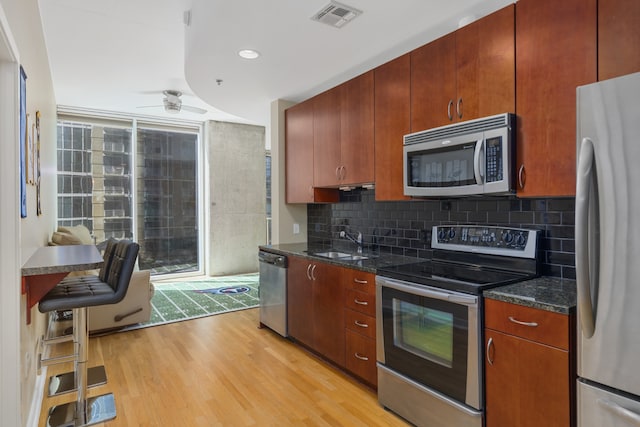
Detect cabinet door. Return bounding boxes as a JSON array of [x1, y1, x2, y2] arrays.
[[345, 329, 377, 387], [374, 54, 411, 201], [313, 262, 345, 366], [456, 5, 515, 122], [285, 101, 315, 203], [287, 257, 314, 347], [411, 32, 457, 131], [340, 71, 374, 186], [485, 329, 570, 427], [515, 0, 596, 197], [313, 87, 342, 187], [598, 0, 640, 81]]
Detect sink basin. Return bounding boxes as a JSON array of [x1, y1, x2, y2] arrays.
[[313, 251, 352, 259], [313, 251, 370, 261]]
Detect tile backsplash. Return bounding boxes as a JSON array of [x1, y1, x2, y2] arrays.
[[308, 189, 576, 279]]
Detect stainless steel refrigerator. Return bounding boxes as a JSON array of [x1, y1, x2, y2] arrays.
[[576, 71, 640, 426]]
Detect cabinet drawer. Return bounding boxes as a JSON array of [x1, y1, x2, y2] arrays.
[[345, 329, 377, 387], [345, 288, 376, 317], [345, 309, 376, 339], [484, 298, 570, 350], [348, 270, 375, 294]]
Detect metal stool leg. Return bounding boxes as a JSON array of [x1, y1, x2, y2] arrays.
[[43, 309, 107, 397], [45, 308, 116, 427]]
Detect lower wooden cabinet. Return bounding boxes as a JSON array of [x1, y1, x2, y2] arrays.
[[343, 269, 377, 387], [287, 256, 344, 366], [484, 298, 574, 427], [287, 256, 378, 387], [345, 329, 377, 386]]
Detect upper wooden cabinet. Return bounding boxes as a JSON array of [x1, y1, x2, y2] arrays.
[[598, 0, 640, 81], [515, 0, 597, 197], [340, 71, 375, 186], [285, 101, 314, 203], [314, 72, 375, 188], [313, 87, 342, 187], [411, 5, 515, 132], [374, 54, 411, 201], [285, 98, 339, 204]]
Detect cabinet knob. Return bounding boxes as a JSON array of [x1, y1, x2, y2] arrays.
[[353, 278, 368, 285], [354, 299, 368, 306], [456, 97, 463, 119], [447, 99, 454, 121], [354, 353, 369, 361]]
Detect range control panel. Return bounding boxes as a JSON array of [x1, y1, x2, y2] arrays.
[[432, 225, 539, 259]]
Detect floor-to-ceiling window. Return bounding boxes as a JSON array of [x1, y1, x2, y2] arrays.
[[56, 115, 202, 276], [137, 127, 198, 274]]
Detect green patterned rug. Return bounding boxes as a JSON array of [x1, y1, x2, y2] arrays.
[[126, 273, 259, 330]]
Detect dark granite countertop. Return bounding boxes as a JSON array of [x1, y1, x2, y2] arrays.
[[259, 243, 422, 274], [484, 277, 577, 314]]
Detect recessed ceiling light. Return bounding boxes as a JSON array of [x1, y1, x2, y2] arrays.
[[238, 49, 260, 60]]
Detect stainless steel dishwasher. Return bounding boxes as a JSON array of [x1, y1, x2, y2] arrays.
[[258, 250, 288, 337]]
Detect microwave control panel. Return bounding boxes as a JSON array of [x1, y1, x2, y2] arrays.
[[485, 137, 503, 183]]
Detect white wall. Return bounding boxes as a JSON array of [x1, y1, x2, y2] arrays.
[[270, 99, 308, 245], [0, 0, 58, 425], [208, 121, 266, 275]]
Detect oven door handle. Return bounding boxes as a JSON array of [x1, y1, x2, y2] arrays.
[[378, 277, 478, 306]]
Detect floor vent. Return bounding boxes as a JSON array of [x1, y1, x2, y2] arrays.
[[312, 1, 362, 29]]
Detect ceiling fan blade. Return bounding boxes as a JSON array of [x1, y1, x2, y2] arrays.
[[136, 105, 164, 109], [181, 105, 208, 114]]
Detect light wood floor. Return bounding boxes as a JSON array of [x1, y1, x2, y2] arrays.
[[38, 308, 410, 426]]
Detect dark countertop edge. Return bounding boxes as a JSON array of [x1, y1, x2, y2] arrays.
[[483, 276, 577, 315], [259, 243, 423, 274]]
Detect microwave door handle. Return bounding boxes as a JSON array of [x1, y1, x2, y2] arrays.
[[473, 139, 484, 184], [576, 137, 597, 339]]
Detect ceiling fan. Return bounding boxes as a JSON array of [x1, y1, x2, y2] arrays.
[[138, 90, 208, 114]]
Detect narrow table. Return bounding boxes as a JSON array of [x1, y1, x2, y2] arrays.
[[21, 245, 103, 324]]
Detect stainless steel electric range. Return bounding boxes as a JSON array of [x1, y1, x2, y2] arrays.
[[376, 225, 540, 427]]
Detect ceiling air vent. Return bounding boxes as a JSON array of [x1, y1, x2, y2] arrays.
[[312, 1, 362, 29]]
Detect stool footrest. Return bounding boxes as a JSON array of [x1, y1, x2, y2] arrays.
[[48, 366, 107, 397], [39, 352, 77, 368], [46, 393, 116, 427]]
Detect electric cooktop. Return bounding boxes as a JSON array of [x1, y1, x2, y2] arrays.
[[376, 225, 541, 295]]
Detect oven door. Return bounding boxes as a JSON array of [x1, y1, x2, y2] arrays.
[[376, 276, 481, 410]]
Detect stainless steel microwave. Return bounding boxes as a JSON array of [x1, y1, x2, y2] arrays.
[[403, 113, 516, 197]]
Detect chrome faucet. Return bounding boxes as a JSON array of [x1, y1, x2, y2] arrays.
[[340, 230, 363, 254]]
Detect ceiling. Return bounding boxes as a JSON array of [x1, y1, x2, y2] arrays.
[[39, 0, 513, 127]]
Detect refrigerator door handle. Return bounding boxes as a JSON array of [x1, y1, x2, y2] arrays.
[[597, 399, 640, 425], [576, 137, 597, 339]]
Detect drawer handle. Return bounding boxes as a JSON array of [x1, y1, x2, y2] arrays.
[[354, 278, 368, 285], [354, 299, 368, 306], [487, 337, 494, 366], [354, 320, 369, 328], [354, 353, 369, 361], [508, 316, 538, 327]]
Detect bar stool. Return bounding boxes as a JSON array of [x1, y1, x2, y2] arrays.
[[39, 239, 139, 427], [40, 239, 119, 397]]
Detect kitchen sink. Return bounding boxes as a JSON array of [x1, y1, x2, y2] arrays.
[[312, 251, 370, 261]]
